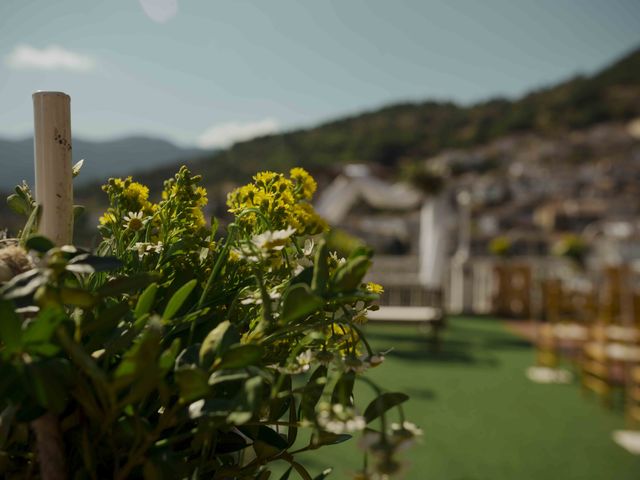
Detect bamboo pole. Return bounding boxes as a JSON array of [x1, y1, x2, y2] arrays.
[[33, 91, 73, 246], [31, 90, 72, 480]]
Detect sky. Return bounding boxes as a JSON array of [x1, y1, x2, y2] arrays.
[[0, 0, 639, 149]]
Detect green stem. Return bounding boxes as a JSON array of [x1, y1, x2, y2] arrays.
[[196, 224, 237, 310]]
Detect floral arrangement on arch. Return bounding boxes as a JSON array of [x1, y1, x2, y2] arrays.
[[0, 166, 420, 479]]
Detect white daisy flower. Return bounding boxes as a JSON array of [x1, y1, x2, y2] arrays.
[[252, 226, 296, 251], [123, 211, 145, 231]]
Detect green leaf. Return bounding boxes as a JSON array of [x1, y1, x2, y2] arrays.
[[256, 425, 288, 450], [312, 432, 351, 447], [280, 284, 323, 324], [97, 273, 154, 297], [269, 375, 292, 422], [208, 370, 250, 386], [213, 431, 248, 453], [18, 204, 41, 247], [163, 279, 197, 320], [0, 300, 22, 354], [348, 245, 373, 260], [330, 256, 370, 293], [175, 368, 210, 403], [59, 287, 95, 308], [22, 308, 66, 354], [199, 320, 239, 367], [135, 283, 158, 318], [331, 371, 355, 406], [25, 234, 54, 253], [158, 338, 181, 374], [228, 376, 263, 425], [301, 366, 327, 420], [363, 392, 409, 424], [68, 254, 123, 274], [218, 344, 263, 370], [251, 425, 288, 458], [6, 193, 30, 216], [287, 392, 298, 446], [311, 239, 329, 295], [27, 358, 73, 414], [113, 320, 162, 386], [83, 302, 129, 336]]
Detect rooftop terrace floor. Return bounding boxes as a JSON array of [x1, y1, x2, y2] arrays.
[[288, 317, 640, 479]]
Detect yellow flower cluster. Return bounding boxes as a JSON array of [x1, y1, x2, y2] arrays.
[[290, 167, 317, 200], [227, 168, 327, 235], [98, 167, 208, 244], [99, 177, 157, 226], [161, 167, 209, 229]]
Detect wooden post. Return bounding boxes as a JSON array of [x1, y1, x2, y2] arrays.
[[33, 91, 73, 245], [31, 91, 72, 480]]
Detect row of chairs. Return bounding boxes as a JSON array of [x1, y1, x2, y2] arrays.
[[535, 266, 640, 425]]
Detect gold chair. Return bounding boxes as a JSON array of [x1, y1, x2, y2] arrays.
[[536, 278, 595, 368], [492, 263, 532, 319], [581, 266, 640, 406]]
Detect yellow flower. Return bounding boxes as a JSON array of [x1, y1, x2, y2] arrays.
[[290, 167, 317, 200], [228, 249, 241, 262], [194, 186, 208, 207], [123, 182, 149, 204], [191, 207, 206, 227], [253, 171, 279, 186], [227, 168, 327, 235], [365, 282, 384, 295], [99, 212, 116, 226]]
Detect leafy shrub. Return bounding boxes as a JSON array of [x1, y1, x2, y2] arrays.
[[0, 167, 419, 479]]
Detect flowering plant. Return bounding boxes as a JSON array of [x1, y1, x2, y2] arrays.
[[0, 167, 419, 479]]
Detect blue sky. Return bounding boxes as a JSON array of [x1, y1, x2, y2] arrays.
[[0, 0, 638, 148]]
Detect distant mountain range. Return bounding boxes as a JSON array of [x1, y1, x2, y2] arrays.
[[0, 135, 210, 191]]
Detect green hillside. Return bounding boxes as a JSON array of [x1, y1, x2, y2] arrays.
[[77, 46, 640, 198], [190, 46, 640, 181]]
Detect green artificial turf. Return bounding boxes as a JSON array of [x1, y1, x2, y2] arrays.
[[291, 317, 640, 480]]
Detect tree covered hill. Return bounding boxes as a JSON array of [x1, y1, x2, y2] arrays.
[[187, 45, 640, 182]]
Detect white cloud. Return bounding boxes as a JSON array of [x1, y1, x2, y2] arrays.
[[5, 45, 95, 71], [197, 118, 280, 149], [139, 0, 178, 23]]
